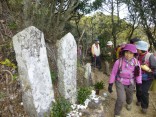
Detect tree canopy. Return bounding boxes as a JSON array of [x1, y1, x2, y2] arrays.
[[0, 0, 156, 50]]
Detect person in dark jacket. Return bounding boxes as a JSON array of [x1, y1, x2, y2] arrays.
[[135, 40, 154, 114], [102, 41, 114, 75], [130, 38, 141, 44]]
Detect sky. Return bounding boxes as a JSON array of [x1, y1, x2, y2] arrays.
[[87, 0, 128, 19]]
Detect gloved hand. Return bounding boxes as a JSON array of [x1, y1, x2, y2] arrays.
[[108, 83, 113, 93], [134, 65, 140, 77]]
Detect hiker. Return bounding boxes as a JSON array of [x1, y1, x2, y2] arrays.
[[91, 39, 101, 70], [102, 41, 114, 75], [150, 51, 156, 92], [116, 42, 126, 60], [77, 45, 83, 65], [135, 40, 155, 114], [108, 44, 142, 117], [130, 38, 141, 44]]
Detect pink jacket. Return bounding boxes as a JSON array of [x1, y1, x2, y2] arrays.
[[109, 57, 142, 85]]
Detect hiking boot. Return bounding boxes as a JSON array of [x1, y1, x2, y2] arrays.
[[126, 104, 132, 111], [142, 108, 147, 114], [114, 115, 120, 117], [136, 102, 141, 106]]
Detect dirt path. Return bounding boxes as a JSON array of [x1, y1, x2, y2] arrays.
[[93, 69, 156, 117]]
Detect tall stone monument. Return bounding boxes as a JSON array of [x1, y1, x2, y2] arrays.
[[57, 32, 77, 104], [13, 26, 54, 117]]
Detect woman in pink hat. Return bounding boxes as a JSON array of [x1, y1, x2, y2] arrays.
[[108, 44, 142, 117]]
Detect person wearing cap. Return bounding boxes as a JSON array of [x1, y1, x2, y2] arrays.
[[108, 44, 142, 117], [91, 39, 101, 70], [130, 38, 141, 44], [135, 40, 154, 114], [101, 41, 114, 75], [77, 45, 83, 65], [150, 51, 156, 92], [116, 42, 127, 60]]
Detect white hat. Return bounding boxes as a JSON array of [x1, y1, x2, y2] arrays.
[[135, 41, 149, 51], [122, 42, 126, 45], [107, 41, 113, 45]]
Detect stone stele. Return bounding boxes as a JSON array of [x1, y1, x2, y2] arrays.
[[13, 26, 54, 117], [57, 32, 77, 104]]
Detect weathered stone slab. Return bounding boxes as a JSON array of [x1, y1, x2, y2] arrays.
[[84, 63, 92, 86], [57, 32, 77, 104], [13, 26, 54, 117]]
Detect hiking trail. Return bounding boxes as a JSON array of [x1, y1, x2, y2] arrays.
[[93, 69, 156, 117]]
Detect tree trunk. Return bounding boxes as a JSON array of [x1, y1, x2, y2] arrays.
[[111, 0, 117, 61], [0, 1, 2, 15]]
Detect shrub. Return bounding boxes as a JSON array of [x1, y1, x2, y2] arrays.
[[8, 21, 17, 30], [77, 87, 92, 104], [94, 81, 105, 90], [50, 97, 71, 117]]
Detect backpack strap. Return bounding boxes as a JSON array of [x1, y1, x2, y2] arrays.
[[143, 52, 152, 64], [118, 57, 123, 71], [116, 57, 138, 82], [118, 57, 137, 71], [133, 57, 138, 66], [116, 57, 123, 78], [142, 53, 154, 79], [117, 57, 138, 76], [149, 54, 156, 68]]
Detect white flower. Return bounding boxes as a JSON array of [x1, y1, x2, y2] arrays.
[[20, 102, 23, 105], [84, 99, 90, 107], [71, 104, 77, 110], [79, 112, 82, 116]]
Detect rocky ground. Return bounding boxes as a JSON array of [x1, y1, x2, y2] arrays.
[[0, 76, 28, 117], [0, 64, 156, 117], [92, 68, 156, 117]]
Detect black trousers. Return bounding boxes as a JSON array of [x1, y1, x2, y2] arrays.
[[136, 79, 153, 109], [91, 56, 101, 69]]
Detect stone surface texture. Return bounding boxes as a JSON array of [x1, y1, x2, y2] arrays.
[[13, 26, 54, 117]]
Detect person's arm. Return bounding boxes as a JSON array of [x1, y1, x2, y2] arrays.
[[99, 44, 100, 55], [91, 44, 95, 56], [109, 59, 120, 84], [108, 59, 120, 93], [135, 61, 142, 84]]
